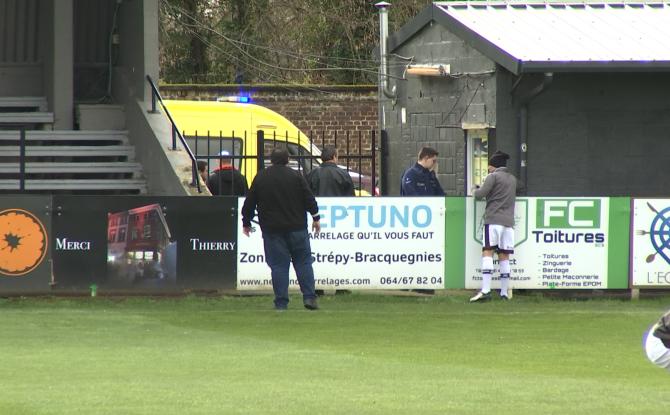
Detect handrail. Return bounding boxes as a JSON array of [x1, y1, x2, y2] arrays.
[[146, 75, 201, 193]]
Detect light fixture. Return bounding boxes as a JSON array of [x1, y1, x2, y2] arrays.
[[405, 64, 451, 77]]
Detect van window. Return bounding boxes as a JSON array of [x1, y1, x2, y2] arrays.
[[263, 139, 319, 174], [185, 135, 243, 170]]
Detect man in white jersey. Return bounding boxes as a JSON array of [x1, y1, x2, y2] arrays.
[[644, 309, 670, 372], [470, 150, 517, 302]]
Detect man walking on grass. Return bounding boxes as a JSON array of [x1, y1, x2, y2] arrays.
[[241, 148, 321, 311], [470, 150, 517, 302]]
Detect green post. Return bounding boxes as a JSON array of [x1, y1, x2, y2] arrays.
[[445, 197, 466, 289]]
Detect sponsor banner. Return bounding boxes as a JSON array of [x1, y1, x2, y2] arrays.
[[52, 196, 238, 291], [465, 197, 610, 289], [0, 196, 52, 292], [631, 199, 670, 287], [237, 197, 446, 290]]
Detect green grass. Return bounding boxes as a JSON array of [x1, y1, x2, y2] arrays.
[[0, 293, 668, 415]]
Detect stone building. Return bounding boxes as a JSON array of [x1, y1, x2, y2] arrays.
[[383, 1, 670, 196]]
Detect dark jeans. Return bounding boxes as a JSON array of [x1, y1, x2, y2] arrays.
[[262, 229, 316, 308]]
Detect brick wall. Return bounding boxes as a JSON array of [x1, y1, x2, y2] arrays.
[[159, 84, 379, 176]]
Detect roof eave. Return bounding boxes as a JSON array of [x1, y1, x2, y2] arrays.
[[432, 5, 521, 75], [520, 60, 670, 73], [389, 4, 520, 74], [387, 4, 436, 53]]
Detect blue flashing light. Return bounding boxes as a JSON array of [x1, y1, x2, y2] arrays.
[[216, 95, 252, 103]]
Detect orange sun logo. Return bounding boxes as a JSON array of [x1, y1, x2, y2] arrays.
[[0, 209, 48, 276]]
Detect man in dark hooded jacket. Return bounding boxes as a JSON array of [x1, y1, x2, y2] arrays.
[[207, 150, 248, 196]]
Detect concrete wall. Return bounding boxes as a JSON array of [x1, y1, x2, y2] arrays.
[[386, 23, 497, 195], [496, 72, 670, 197], [113, 0, 196, 196], [114, 0, 159, 103]]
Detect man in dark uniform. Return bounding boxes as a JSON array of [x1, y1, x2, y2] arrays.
[[241, 148, 321, 311], [401, 147, 444, 294], [401, 147, 445, 196]]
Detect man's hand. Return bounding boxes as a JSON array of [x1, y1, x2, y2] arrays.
[[243, 226, 253, 237], [312, 220, 321, 235]]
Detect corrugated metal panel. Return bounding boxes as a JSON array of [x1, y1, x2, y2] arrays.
[[0, 0, 40, 63], [74, 0, 116, 64], [0, 0, 39, 64], [435, 2, 670, 64]]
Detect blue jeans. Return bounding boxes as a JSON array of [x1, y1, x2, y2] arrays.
[[262, 229, 316, 308]]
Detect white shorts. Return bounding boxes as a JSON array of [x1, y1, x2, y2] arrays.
[[483, 224, 515, 254], [644, 326, 670, 371]]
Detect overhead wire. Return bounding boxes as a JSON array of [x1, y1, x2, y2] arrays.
[[175, 19, 342, 95], [161, 0, 405, 81], [162, 0, 383, 66]]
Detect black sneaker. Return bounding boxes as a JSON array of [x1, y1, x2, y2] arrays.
[[303, 298, 319, 310], [469, 291, 492, 303], [500, 294, 510, 301]]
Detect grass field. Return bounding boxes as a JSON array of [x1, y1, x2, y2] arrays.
[[1, 293, 668, 415]]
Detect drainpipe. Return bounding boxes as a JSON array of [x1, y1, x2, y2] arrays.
[[516, 72, 553, 195], [375, 2, 396, 133]]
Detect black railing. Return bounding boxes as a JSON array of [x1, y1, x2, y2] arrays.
[[19, 127, 26, 191], [146, 75, 201, 193], [189, 128, 381, 196]]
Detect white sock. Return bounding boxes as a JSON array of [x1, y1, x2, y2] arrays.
[[499, 259, 511, 296], [481, 256, 494, 293]]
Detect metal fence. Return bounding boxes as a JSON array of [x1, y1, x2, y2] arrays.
[[191, 129, 385, 196]]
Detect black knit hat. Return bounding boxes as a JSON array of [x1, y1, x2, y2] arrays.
[[489, 150, 510, 168]]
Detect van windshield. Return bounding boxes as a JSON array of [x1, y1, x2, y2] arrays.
[[262, 139, 320, 174]]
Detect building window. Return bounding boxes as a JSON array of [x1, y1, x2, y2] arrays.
[[118, 227, 127, 243], [466, 128, 490, 195]]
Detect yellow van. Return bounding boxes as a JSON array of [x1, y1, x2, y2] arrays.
[[163, 99, 377, 195]]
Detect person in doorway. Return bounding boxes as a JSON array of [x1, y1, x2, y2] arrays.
[[470, 150, 517, 302], [400, 147, 445, 196], [207, 150, 248, 196], [307, 146, 355, 296], [644, 309, 670, 372], [241, 148, 321, 311], [308, 147, 355, 197]]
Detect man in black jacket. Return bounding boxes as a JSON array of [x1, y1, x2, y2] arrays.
[[308, 147, 355, 197], [307, 147, 355, 296], [207, 151, 248, 196], [241, 148, 321, 310]]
